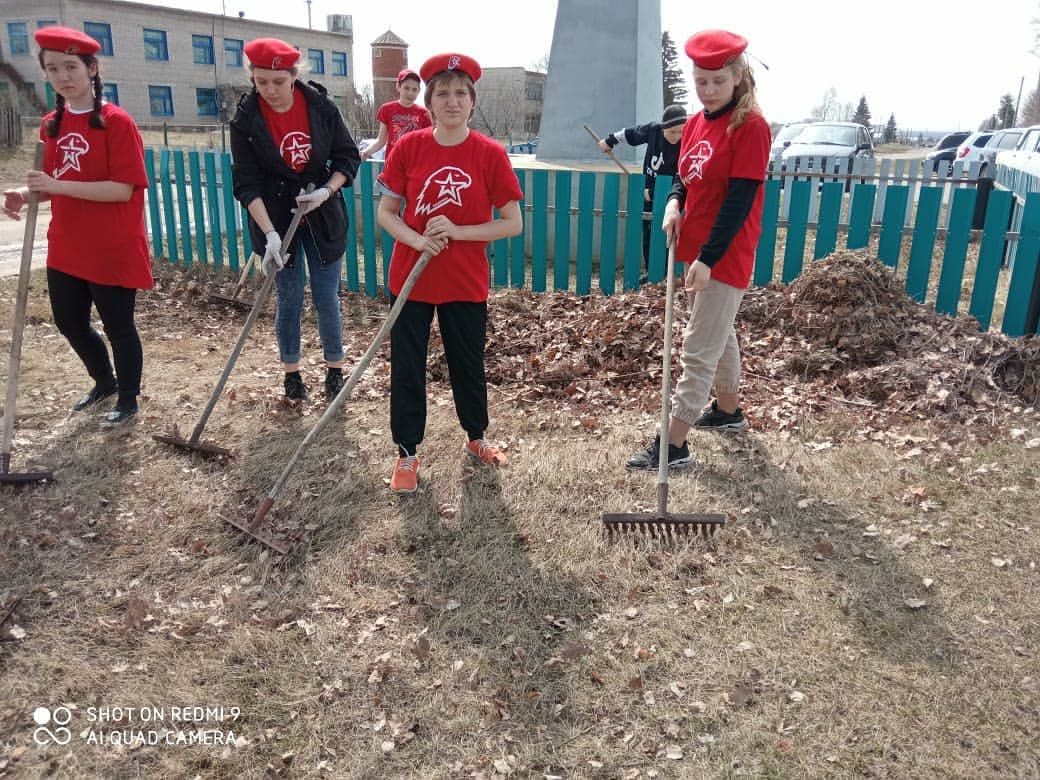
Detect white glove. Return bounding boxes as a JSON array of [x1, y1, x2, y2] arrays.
[[295, 186, 331, 216], [261, 230, 285, 277]]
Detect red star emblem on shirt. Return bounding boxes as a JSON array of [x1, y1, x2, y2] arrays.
[[280, 131, 311, 167], [415, 166, 473, 215], [54, 133, 90, 178], [680, 140, 714, 183]]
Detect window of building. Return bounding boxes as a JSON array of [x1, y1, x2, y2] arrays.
[[330, 51, 347, 77], [37, 20, 57, 29], [102, 83, 119, 105], [196, 87, 218, 117], [143, 29, 168, 61], [224, 38, 243, 68], [308, 49, 324, 74], [7, 22, 29, 55], [148, 85, 174, 117], [83, 22, 113, 56], [525, 80, 543, 101], [192, 34, 214, 65]]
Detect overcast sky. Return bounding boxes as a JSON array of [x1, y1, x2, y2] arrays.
[[160, 0, 1039, 133]]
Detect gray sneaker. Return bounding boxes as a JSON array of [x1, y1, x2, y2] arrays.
[[625, 435, 693, 471], [693, 400, 749, 431]]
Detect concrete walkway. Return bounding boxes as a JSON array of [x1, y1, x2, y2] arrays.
[[0, 203, 50, 278]]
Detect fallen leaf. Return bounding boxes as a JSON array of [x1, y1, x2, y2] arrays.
[[788, 690, 806, 703], [665, 745, 684, 760], [813, 541, 836, 559], [624, 607, 639, 619], [991, 558, 1009, 569], [904, 598, 928, 610], [628, 676, 644, 691], [380, 740, 395, 753]]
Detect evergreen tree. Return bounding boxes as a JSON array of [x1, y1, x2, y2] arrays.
[[883, 114, 898, 143], [852, 96, 872, 127], [1022, 88, 1040, 126], [997, 94, 1017, 128], [661, 32, 687, 107]]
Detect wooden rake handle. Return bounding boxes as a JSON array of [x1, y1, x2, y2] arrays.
[[583, 124, 630, 176]]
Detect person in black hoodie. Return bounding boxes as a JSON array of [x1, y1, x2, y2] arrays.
[[230, 37, 360, 402], [598, 103, 687, 281]]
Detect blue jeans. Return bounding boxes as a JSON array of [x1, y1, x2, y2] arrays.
[[274, 229, 344, 364]]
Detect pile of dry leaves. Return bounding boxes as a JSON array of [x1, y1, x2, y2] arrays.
[[147, 249, 1039, 432]]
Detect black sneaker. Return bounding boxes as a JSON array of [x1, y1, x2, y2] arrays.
[[101, 399, 137, 427], [625, 435, 693, 471], [284, 371, 308, 401], [693, 400, 749, 431], [72, 382, 117, 412], [324, 367, 344, 401]]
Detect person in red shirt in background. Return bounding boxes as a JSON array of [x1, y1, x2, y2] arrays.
[[376, 52, 523, 494], [361, 69, 432, 163], [2, 26, 152, 426], [229, 37, 360, 402], [626, 29, 770, 471]]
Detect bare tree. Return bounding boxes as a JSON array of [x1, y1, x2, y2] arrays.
[[529, 52, 550, 74], [1022, 88, 1040, 126], [810, 88, 839, 121], [472, 80, 526, 139], [348, 84, 377, 140]]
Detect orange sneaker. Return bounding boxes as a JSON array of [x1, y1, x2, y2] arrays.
[[390, 455, 420, 493], [465, 438, 508, 466]]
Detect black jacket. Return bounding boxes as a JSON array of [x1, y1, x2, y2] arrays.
[[229, 80, 360, 265], [605, 121, 680, 197]]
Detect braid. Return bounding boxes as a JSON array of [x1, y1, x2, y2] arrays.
[[89, 73, 105, 129], [46, 94, 66, 138]]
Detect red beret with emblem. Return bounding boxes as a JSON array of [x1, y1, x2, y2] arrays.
[[34, 26, 101, 56], [684, 30, 748, 70], [419, 53, 482, 84], [396, 68, 420, 85], [244, 38, 300, 70]]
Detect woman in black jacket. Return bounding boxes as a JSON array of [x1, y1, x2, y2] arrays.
[[230, 37, 360, 401]]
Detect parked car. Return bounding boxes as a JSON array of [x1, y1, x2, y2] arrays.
[[978, 128, 1025, 175], [780, 121, 874, 169], [924, 131, 970, 172], [994, 124, 1040, 178], [770, 121, 808, 163], [952, 130, 994, 168], [357, 138, 384, 162]]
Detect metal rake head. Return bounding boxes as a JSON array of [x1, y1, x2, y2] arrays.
[[602, 512, 725, 540]]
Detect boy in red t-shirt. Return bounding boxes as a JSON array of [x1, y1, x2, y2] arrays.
[[376, 53, 523, 494], [361, 69, 432, 163]]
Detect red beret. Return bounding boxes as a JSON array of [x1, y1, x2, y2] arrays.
[[34, 26, 101, 56], [396, 69, 420, 85], [244, 38, 300, 70], [419, 53, 482, 84], [684, 29, 748, 70]]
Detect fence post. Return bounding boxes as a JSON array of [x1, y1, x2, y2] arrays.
[[972, 173, 993, 231]]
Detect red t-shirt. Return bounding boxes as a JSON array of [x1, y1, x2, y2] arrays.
[[676, 108, 770, 289], [40, 104, 152, 290], [376, 101, 431, 160], [378, 128, 523, 304], [259, 91, 312, 172]]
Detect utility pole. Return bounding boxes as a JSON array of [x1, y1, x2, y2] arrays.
[[1015, 75, 1024, 126], [305, 0, 312, 29]]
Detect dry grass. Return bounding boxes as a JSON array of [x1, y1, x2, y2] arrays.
[[1, 265, 1039, 779]]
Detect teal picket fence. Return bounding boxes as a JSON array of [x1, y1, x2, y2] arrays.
[[143, 148, 1040, 337]]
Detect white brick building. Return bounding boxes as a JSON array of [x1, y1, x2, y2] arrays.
[[0, 0, 355, 125]]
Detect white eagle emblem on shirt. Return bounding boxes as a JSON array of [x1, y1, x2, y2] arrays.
[[680, 140, 713, 183], [280, 131, 312, 167], [414, 166, 472, 216], [54, 133, 90, 178]]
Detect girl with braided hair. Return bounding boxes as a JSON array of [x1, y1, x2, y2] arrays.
[[2, 26, 152, 426]]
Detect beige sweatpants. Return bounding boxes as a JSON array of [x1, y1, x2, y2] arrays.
[[670, 278, 746, 427]]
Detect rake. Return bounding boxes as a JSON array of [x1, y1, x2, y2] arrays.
[[153, 191, 310, 458], [228, 250, 434, 555], [208, 252, 259, 311], [1, 142, 53, 486], [602, 241, 725, 539], [583, 124, 630, 175]]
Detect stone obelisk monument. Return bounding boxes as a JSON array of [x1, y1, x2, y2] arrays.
[[536, 0, 662, 164]]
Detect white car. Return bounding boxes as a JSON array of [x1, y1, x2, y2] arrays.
[[995, 124, 1040, 178], [976, 128, 1024, 175], [952, 130, 994, 167], [770, 121, 808, 164]]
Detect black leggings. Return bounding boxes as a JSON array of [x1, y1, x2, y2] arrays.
[[390, 299, 488, 454], [47, 267, 142, 404]]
